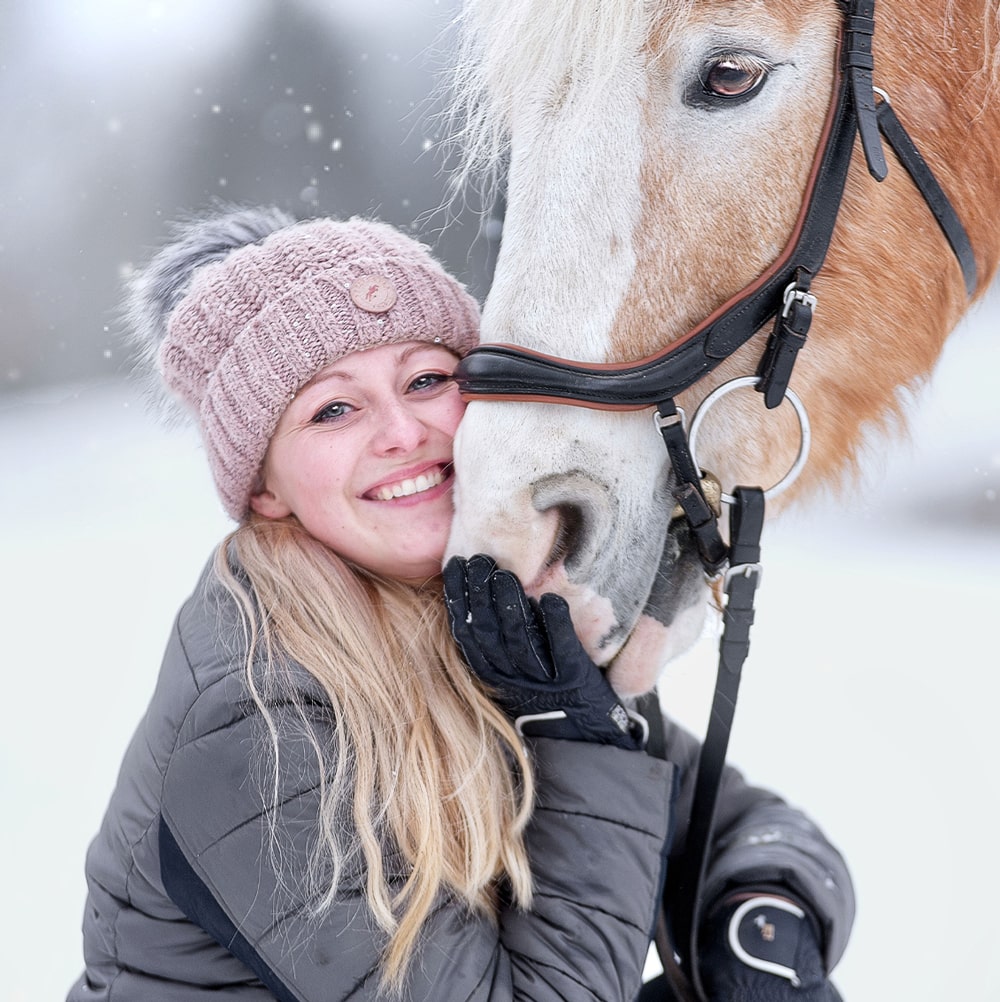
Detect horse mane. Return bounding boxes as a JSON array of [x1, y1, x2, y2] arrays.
[[447, 0, 691, 187]]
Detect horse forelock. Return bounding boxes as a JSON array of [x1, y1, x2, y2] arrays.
[[449, 0, 692, 185]]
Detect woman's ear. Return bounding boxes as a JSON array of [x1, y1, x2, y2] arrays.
[[249, 487, 293, 520]]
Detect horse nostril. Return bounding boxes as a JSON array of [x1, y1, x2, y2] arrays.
[[532, 472, 608, 580], [545, 504, 585, 571]]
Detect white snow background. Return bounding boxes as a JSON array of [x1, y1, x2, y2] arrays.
[[2, 278, 998, 999]]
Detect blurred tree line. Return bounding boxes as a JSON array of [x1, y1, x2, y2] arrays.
[[0, 0, 496, 393]]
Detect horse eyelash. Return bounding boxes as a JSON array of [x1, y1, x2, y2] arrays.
[[685, 51, 775, 111]]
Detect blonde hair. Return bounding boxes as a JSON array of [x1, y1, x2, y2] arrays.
[[214, 514, 534, 991]]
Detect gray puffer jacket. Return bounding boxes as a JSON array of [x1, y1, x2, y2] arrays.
[[67, 557, 853, 1001]]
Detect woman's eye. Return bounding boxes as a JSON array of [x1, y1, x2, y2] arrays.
[[408, 371, 452, 393], [690, 53, 771, 107], [312, 400, 355, 423]]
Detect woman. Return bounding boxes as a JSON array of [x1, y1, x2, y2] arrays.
[[68, 206, 853, 1002]]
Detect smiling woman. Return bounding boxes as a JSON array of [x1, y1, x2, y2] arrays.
[[65, 204, 673, 1001], [66, 204, 854, 1002]]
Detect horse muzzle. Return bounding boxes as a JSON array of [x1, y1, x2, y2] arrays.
[[448, 401, 710, 691]]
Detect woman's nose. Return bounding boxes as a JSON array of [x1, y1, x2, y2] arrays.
[[370, 401, 428, 454]]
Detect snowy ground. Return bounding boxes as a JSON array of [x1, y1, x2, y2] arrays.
[[2, 282, 997, 1001]]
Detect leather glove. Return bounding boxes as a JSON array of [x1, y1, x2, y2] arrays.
[[443, 554, 641, 749], [698, 893, 843, 1001]]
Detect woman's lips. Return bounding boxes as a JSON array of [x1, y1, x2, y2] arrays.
[[365, 463, 452, 501]]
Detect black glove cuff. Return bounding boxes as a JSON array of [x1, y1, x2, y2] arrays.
[[514, 705, 646, 749]]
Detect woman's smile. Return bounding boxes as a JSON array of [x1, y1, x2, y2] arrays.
[[364, 461, 453, 502]]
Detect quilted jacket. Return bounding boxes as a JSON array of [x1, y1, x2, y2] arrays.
[[67, 555, 853, 1001]]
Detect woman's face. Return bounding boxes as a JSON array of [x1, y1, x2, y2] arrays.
[[250, 341, 467, 583]]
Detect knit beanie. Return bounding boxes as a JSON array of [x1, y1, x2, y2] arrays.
[[127, 206, 481, 520]]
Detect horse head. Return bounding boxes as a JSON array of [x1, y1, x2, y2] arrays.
[[446, 0, 1000, 696]]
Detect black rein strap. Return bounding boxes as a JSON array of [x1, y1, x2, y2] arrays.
[[660, 487, 765, 999]]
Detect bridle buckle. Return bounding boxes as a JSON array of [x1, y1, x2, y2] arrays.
[[653, 405, 686, 433], [781, 283, 818, 319]]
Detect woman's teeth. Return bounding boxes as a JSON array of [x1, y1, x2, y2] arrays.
[[373, 466, 445, 501]]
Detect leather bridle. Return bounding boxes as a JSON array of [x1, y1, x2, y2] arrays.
[[452, 0, 975, 997], [454, 0, 976, 450]]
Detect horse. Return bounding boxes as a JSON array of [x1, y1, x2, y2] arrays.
[[444, 0, 1000, 699]]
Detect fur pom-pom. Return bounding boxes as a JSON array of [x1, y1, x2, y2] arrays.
[[122, 204, 295, 420]]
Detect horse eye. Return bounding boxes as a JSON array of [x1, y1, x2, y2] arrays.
[[699, 53, 770, 102]]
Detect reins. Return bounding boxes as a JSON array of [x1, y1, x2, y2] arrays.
[[453, 1, 975, 998]]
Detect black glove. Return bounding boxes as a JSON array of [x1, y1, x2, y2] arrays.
[[698, 893, 843, 1001], [443, 554, 641, 749]]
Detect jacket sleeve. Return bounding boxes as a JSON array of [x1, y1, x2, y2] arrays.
[[660, 713, 855, 971], [159, 684, 676, 1002]]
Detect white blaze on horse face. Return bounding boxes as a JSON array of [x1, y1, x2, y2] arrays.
[[478, 21, 647, 358], [449, 2, 668, 684], [450, 0, 842, 693]]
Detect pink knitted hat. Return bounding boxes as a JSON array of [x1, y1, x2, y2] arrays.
[[128, 207, 480, 520]]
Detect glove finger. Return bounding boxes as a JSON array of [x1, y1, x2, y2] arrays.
[[459, 554, 511, 677], [463, 553, 499, 616], [442, 555, 485, 672], [442, 555, 470, 626], [536, 593, 595, 678], [489, 570, 555, 682], [444, 555, 504, 673]]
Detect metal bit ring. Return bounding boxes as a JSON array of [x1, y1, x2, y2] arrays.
[[687, 376, 811, 506]]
